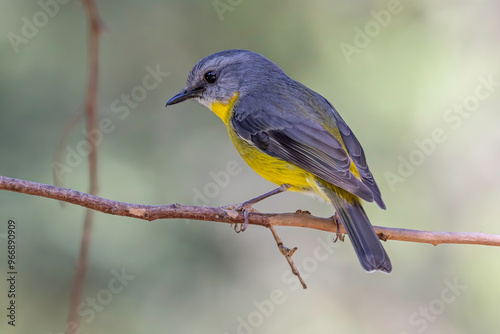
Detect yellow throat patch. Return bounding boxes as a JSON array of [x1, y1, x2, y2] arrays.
[[209, 92, 239, 124]]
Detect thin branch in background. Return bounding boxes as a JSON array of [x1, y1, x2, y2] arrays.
[[67, 1, 101, 333]]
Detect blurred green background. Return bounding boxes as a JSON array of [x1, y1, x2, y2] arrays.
[[1, 0, 500, 333]]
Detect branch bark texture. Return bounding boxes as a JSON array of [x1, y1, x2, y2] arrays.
[[2, 175, 500, 247]]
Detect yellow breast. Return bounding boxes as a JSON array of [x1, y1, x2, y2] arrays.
[[209, 93, 239, 124], [209, 93, 315, 192]]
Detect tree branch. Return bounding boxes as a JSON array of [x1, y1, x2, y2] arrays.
[[2, 175, 500, 247]]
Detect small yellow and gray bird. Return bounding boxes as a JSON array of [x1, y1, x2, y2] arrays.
[[166, 49, 391, 273]]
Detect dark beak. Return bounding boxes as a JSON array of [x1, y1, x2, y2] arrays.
[[166, 87, 204, 107]]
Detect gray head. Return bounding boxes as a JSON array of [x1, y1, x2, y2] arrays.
[[166, 49, 288, 108]]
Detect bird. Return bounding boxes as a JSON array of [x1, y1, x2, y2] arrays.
[[166, 49, 391, 273]]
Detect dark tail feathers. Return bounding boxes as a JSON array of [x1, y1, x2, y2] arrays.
[[327, 190, 392, 273]]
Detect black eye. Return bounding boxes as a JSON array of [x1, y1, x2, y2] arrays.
[[204, 71, 217, 83]]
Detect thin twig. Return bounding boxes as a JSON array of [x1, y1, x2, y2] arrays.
[[68, 1, 101, 333], [2, 176, 500, 247], [268, 225, 307, 289]]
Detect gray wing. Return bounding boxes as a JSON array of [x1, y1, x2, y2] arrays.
[[323, 97, 386, 209], [231, 93, 376, 203]]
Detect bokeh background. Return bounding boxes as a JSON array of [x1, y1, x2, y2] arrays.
[[1, 0, 500, 333]]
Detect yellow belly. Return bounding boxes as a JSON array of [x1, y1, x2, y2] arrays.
[[228, 129, 315, 192], [209, 93, 359, 202], [210, 93, 315, 193]]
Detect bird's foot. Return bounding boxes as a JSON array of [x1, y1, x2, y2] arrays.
[[233, 202, 260, 233], [331, 213, 345, 242]]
